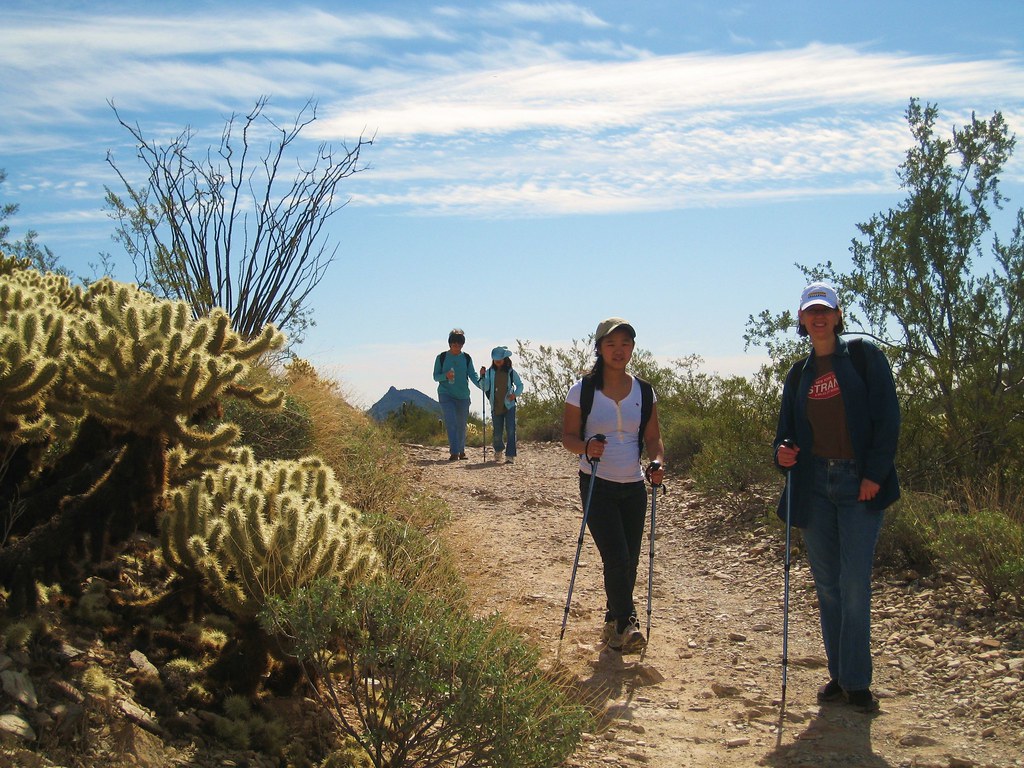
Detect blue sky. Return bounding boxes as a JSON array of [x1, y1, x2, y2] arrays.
[[2, 1, 1023, 409]]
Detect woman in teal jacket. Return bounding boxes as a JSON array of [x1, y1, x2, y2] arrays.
[[433, 328, 480, 461], [477, 346, 524, 464], [774, 281, 900, 714]]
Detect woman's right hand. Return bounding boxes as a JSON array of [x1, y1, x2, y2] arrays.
[[585, 436, 606, 460], [777, 442, 799, 468]]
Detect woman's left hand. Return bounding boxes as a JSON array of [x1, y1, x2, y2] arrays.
[[859, 478, 881, 502]]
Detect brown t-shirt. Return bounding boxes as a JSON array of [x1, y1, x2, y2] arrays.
[[492, 369, 509, 416], [807, 355, 855, 459]]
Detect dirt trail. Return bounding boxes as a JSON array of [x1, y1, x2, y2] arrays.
[[406, 441, 1023, 768]]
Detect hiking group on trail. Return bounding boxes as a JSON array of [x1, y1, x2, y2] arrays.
[[434, 279, 901, 716]]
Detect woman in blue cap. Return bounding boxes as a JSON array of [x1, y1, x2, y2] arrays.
[[478, 346, 524, 464]]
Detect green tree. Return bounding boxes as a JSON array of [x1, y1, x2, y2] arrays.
[[105, 98, 373, 345], [0, 169, 60, 274], [747, 99, 1024, 489]]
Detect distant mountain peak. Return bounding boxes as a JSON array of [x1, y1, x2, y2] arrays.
[[367, 387, 440, 421]]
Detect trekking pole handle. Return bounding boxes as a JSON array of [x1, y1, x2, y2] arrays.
[[584, 434, 606, 465], [645, 460, 665, 491], [778, 438, 796, 463]]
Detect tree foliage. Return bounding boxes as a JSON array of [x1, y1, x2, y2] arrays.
[[747, 99, 1024, 490], [105, 98, 373, 345], [0, 169, 60, 275]]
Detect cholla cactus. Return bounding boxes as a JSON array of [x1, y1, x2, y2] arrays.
[[69, 279, 285, 450], [161, 449, 380, 620], [0, 270, 82, 445]]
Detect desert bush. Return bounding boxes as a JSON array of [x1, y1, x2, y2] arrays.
[[689, 374, 777, 494], [222, 384, 315, 461], [261, 577, 591, 768], [384, 402, 445, 445], [932, 498, 1024, 606], [874, 492, 943, 572]]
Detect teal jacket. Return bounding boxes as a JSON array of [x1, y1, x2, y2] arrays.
[[773, 335, 901, 527], [433, 351, 480, 400], [477, 365, 524, 411]]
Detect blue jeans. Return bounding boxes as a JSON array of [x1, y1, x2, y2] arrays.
[[491, 407, 516, 456], [438, 393, 470, 455], [801, 457, 884, 691], [579, 473, 647, 628]]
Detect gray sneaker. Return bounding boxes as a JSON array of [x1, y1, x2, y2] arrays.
[[505, 455, 514, 464], [493, 450, 503, 463], [608, 617, 647, 654]]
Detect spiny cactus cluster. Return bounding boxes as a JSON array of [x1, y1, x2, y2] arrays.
[[0, 260, 290, 612], [0, 267, 82, 445], [161, 448, 380, 621], [70, 278, 284, 450]]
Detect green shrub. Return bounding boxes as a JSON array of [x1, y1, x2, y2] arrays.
[[875, 492, 943, 571], [688, 375, 777, 494], [932, 505, 1024, 605], [222, 391, 315, 460], [384, 402, 445, 445], [261, 578, 591, 768]]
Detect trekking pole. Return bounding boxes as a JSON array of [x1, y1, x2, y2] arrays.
[[558, 435, 606, 659], [644, 461, 664, 643], [481, 376, 487, 463], [780, 438, 795, 709]]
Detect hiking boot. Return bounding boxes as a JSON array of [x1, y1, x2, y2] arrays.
[[458, 452, 467, 460], [600, 621, 617, 645], [448, 454, 459, 462], [846, 689, 880, 713], [494, 450, 503, 463], [816, 679, 844, 704], [608, 616, 647, 654]]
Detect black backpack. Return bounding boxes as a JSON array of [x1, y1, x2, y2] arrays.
[[578, 376, 654, 458]]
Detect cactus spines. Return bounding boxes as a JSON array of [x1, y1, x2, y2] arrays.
[[161, 453, 380, 621]]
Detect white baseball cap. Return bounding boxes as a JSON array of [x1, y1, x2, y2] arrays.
[[799, 281, 839, 311]]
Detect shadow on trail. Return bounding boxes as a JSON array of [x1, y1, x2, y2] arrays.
[[760, 706, 891, 767], [574, 647, 667, 730]]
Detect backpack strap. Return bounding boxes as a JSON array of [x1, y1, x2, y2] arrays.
[[847, 337, 868, 384], [578, 377, 596, 440]]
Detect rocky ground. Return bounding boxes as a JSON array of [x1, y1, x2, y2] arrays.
[[408, 440, 1024, 768]]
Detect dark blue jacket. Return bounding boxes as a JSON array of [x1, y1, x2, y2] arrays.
[[774, 336, 901, 527]]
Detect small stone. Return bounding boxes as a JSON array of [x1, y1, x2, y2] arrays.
[[711, 682, 742, 698], [726, 737, 750, 748], [1, 669, 38, 709], [728, 632, 747, 642], [0, 713, 36, 741], [898, 733, 939, 747]]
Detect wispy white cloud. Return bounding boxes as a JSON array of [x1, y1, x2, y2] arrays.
[[1, 4, 1021, 221]]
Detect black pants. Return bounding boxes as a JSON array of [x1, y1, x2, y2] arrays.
[[578, 472, 647, 628]]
